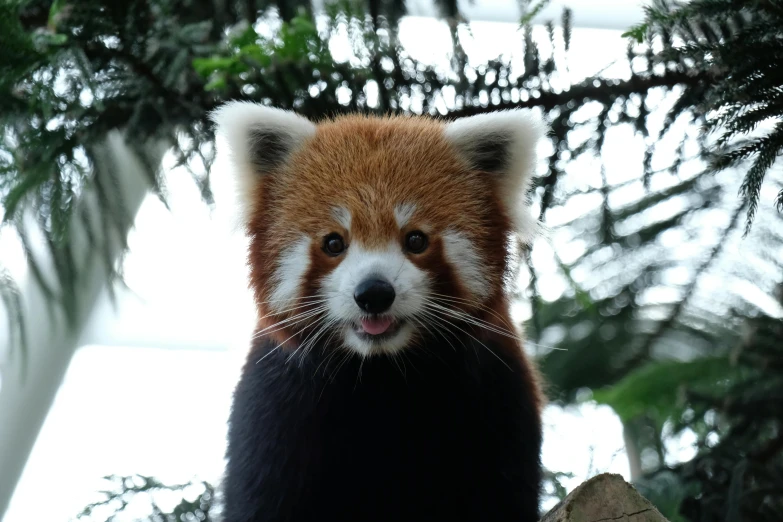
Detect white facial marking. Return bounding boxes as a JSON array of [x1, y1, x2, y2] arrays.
[[394, 202, 417, 229], [320, 242, 430, 356], [268, 236, 311, 313], [331, 206, 352, 231], [442, 229, 490, 300]]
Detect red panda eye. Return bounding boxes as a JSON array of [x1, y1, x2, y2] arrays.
[[323, 233, 346, 256], [404, 231, 428, 254]]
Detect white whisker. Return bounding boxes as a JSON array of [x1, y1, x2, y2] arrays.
[[314, 336, 343, 378], [524, 341, 567, 352], [426, 296, 566, 351], [408, 315, 441, 347], [354, 354, 367, 389], [429, 294, 520, 335], [294, 316, 337, 366], [419, 305, 512, 370], [430, 292, 520, 332], [258, 299, 329, 320], [251, 306, 329, 340], [391, 352, 406, 380], [256, 293, 331, 306], [417, 309, 468, 351], [259, 314, 327, 365], [424, 302, 522, 342], [329, 350, 354, 384]]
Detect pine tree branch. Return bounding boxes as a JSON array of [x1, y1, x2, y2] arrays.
[[636, 201, 746, 358], [442, 70, 706, 119]]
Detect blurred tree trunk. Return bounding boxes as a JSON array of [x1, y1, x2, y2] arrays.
[[0, 132, 167, 516], [624, 420, 644, 482]]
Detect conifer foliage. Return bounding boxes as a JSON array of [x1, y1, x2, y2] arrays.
[[626, 0, 783, 235], [1, 0, 782, 520]]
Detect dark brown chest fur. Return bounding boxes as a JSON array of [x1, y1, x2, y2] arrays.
[[221, 333, 542, 522]]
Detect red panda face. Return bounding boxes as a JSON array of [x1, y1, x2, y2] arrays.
[[212, 103, 546, 357]]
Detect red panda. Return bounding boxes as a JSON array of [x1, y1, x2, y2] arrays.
[[211, 101, 548, 522]]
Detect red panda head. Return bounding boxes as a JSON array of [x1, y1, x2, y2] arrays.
[[212, 102, 547, 357]]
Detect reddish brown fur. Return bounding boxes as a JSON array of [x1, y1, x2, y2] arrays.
[[244, 113, 543, 413]]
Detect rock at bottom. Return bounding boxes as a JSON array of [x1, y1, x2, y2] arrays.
[[541, 473, 669, 522]]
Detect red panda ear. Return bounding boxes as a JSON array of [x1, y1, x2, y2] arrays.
[[210, 101, 316, 220], [444, 109, 548, 243]]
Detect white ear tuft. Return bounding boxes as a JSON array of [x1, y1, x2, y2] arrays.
[[210, 101, 316, 222], [444, 109, 548, 243]]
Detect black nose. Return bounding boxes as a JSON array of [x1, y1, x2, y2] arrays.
[[354, 278, 396, 314]]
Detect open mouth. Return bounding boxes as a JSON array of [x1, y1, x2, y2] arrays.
[[353, 316, 404, 341]]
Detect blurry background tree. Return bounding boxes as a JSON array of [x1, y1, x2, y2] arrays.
[[1, 0, 782, 521]]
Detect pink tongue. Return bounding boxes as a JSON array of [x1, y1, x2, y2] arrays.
[[361, 317, 393, 335]]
